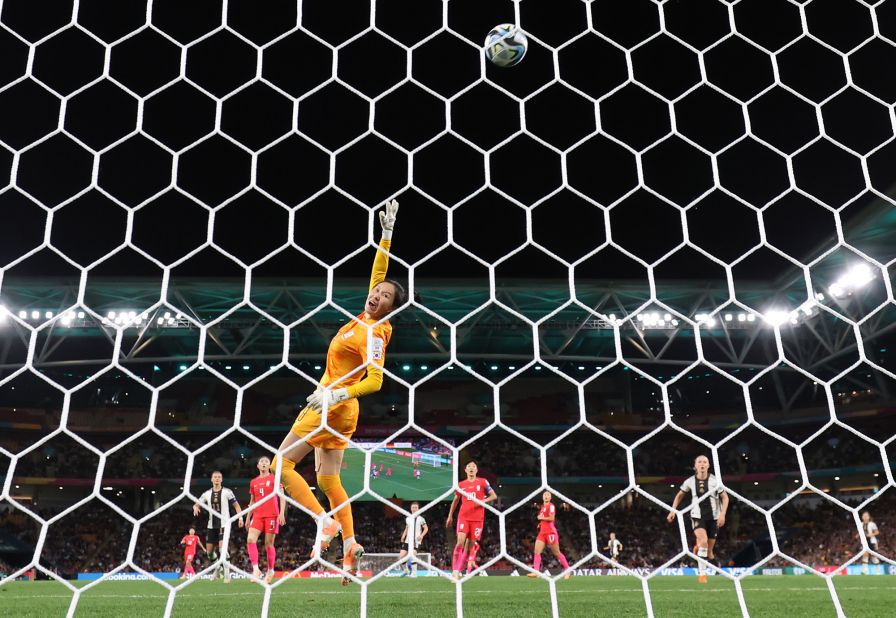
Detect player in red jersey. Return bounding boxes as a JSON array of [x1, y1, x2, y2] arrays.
[[527, 491, 572, 579], [180, 527, 203, 579], [445, 461, 497, 581], [246, 456, 286, 584]]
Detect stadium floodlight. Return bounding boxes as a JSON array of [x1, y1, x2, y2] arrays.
[[724, 313, 733, 321], [18, 310, 27, 319], [31, 310, 39, 320], [695, 313, 717, 328], [829, 263, 874, 298], [763, 309, 790, 326]]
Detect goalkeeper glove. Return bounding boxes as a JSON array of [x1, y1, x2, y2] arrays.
[[306, 387, 350, 411], [379, 199, 398, 240]]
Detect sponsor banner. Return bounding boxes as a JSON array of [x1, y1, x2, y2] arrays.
[[381, 569, 441, 578], [845, 565, 888, 576], [273, 570, 374, 579], [354, 442, 413, 449], [572, 567, 757, 577], [814, 565, 847, 575], [78, 572, 180, 581]]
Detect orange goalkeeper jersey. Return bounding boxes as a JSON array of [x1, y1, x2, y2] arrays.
[[319, 237, 393, 399]]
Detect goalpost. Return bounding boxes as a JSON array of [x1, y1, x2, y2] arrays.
[[0, 2, 893, 618]]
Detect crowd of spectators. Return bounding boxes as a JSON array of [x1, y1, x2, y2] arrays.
[[2, 491, 892, 577]]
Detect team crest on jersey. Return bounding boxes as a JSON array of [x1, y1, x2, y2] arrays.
[[372, 337, 384, 361], [266, 480, 271, 487]]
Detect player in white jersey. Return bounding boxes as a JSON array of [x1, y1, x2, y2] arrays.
[[666, 455, 729, 584], [861, 511, 881, 573], [604, 532, 623, 561], [398, 501, 429, 577], [193, 470, 244, 582]]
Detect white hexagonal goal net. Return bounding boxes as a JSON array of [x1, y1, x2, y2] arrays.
[[0, 1, 894, 617]]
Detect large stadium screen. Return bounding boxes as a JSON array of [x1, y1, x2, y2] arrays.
[[340, 440, 454, 501]]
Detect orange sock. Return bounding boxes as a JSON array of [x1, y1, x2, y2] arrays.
[[317, 474, 353, 540], [272, 456, 324, 516]]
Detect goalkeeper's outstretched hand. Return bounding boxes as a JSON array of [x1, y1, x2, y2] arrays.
[[306, 386, 349, 412], [379, 199, 398, 239]]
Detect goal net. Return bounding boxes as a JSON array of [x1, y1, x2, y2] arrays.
[[0, 1, 894, 618], [364, 552, 433, 576]]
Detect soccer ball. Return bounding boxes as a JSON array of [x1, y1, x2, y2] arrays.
[[484, 24, 528, 68]]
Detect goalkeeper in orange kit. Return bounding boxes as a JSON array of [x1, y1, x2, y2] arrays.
[[272, 199, 403, 584]]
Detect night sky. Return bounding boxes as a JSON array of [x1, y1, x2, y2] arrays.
[[0, 0, 892, 293]]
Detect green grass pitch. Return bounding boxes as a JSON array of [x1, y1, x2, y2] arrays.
[[2, 575, 894, 618], [341, 447, 453, 501]]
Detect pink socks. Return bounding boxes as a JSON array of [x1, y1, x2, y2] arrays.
[[247, 543, 259, 567], [533, 553, 569, 571], [452, 545, 469, 571], [266, 546, 276, 571]]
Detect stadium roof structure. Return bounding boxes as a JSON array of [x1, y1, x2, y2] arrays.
[[0, 181, 893, 420]]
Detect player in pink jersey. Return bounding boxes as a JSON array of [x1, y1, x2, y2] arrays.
[[527, 491, 572, 579], [179, 527, 203, 579], [246, 456, 286, 583], [445, 461, 497, 581]]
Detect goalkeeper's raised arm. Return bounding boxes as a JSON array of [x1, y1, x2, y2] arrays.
[[272, 198, 407, 585]]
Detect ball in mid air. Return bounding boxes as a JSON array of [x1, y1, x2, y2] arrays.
[[484, 24, 528, 68]]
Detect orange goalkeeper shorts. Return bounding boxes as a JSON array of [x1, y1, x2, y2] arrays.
[[290, 400, 359, 450]]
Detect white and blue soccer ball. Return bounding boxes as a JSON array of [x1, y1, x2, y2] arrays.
[[484, 24, 528, 68]]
